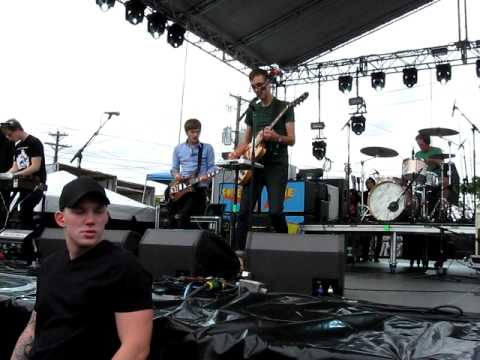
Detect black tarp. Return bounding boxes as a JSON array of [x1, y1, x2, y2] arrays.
[[2, 283, 480, 359]]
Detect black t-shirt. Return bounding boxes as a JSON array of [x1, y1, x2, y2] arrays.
[[31, 240, 153, 360], [14, 135, 46, 183], [0, 134, 14, 172], [245, 97, 294, 164], [15, 135, 47, 183]]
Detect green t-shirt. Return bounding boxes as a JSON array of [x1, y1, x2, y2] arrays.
[[415, 146, 442, 173], [245, 97, 294, 163]]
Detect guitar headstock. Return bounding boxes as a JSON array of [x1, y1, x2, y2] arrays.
[[289, 92, 309, 108]]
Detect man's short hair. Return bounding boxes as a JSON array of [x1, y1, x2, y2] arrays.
[[59, 176, 110, 211], [0, 118, 23, 131], [248, 68, 269, 82], [184, 118, 201, 132], [415, 133, 430, 145]]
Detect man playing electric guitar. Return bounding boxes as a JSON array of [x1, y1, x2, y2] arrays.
[[229, 68, 296, 250], [169, 119, 216, 229]]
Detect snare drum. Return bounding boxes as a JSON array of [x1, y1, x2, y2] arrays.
[[368, 179, 406, 221], [424, 171, 439, 187], [402, 159, 427, 184]]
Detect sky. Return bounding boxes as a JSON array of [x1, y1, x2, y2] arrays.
[[1, 0, 480, 195]]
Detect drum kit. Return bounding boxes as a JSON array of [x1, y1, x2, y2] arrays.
[[357, 127, 460, 223]]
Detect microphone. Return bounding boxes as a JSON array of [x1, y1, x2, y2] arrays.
[[372, 169, 380, 176], [411, 147, 415, 160], [105, 112, 120, 116], [451, 100, 456, 117]]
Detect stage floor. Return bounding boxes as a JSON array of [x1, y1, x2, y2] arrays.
[[344, 259, 480, 314]]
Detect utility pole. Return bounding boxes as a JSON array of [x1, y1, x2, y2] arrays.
[[45, 131, 71, 164]]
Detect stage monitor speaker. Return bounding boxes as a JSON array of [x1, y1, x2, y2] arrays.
[[138, 229, 239, 281], [38, 228, 142, 260], [246, 232, 345, 295]]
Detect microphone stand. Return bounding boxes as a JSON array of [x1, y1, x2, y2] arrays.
[[340, 117, 352, 223], [455, 105, 479, 221], [229, 96, 257, 249], [70, 112, 118, 168]]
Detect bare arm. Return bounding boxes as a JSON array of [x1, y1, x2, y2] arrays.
[[112, 309, 153, 360], [229, 126, 252, 159], [11, 311, 36, 360], [11, 157, 41, 177], [263, 120, 295, 146]]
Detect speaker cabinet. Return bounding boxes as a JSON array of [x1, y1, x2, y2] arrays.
[[138, 229, 239, 281], [246, 232, 345, 295], [38, 228, 142, 260]]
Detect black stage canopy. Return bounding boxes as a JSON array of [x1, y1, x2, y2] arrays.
[[147, 0, 434, 68]]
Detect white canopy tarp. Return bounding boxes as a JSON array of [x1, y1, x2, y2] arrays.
[[39, 171, 155, 222]]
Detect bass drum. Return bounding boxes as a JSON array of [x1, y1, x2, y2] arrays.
[[368, 180, 406, 221]]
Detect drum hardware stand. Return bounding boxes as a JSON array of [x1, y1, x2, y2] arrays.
[[341, 117, 352, 222], [387, 171, 423, 221], [358, 158, 376, 221], [454, 105, 479, 220]]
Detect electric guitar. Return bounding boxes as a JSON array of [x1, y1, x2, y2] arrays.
[[169, 169, 220, 202], [238, 92, 309, 185]]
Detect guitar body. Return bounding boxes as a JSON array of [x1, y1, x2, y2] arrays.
[[168, 169, 220, 202], [169, 180, 194, 202], [238, 141, 267, 186]]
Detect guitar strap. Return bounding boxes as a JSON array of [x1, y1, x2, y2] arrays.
[[194, 143, 203, 178]]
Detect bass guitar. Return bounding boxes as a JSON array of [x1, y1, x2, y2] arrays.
[[238, 92, 309, 185], [169, 169, 219, 202]]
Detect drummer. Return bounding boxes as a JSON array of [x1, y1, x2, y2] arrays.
[[415, 133, 443, 175]]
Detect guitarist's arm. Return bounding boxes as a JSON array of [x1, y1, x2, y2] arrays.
[[171, 147, 183, 181], [263, 121, 295, 146], [229, 126, 253, 159]]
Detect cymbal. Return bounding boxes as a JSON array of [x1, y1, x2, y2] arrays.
[[429, 153, 456, 160], [419, 127, 459, 137], [360, 146, 398, 158]]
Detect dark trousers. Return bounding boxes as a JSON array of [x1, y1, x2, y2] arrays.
[[168, 188, 207, 229], [11, 190, 44, 229], [236, 162, 288, 250]]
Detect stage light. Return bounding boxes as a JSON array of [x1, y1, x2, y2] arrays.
[[312, 140, 327, 160], [125, 0, 146, 25], [96, 0, 115, 11], [351, 115, 366, 135], [402, 68, 418, 88], [436, 63, 451, 84], [476, 59, 480, 78], [167, 23, 186, 48], [338, 76, 353, 93], [147, 12, 167, 39], [371, 72, 385, 90]]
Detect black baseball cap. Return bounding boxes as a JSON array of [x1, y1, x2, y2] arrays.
[[59, 176, 110, 211], [0, 118, 23, 130]]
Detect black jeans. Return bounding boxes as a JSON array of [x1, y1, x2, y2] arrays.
[[11, 190, 44, 229], [168, 187, 207, 229], [236, 161, 289, 250]]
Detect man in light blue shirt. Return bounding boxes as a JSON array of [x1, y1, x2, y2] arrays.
[[169, 118, 216, 228]]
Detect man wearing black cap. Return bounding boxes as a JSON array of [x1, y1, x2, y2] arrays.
[[0, 118, 46, 229], [11, 177, 153, 360]]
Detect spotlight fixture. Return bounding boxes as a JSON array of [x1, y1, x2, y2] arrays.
[[167, 23, 186, 48], [338, 76, 353, 93], [436, 63, 451, 84], [125, 0, 146, 25], [402, 67, 418, 88], [96, 0, 115, 11], [476, 59, 480, 78], [351, 115, 366, 135], [147, 12, 167, 39], [371, 72, 385, 90], [312, 140, 327, 160]]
